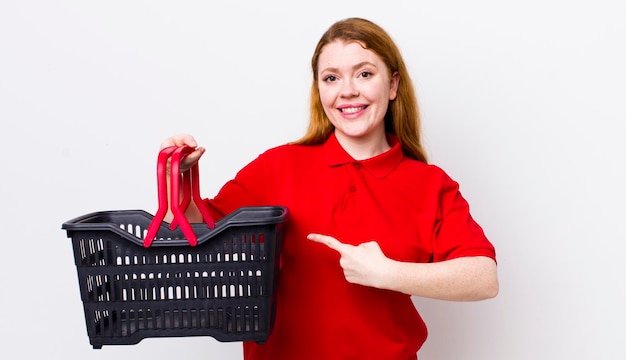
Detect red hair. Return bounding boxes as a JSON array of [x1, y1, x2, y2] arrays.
[[292, 17, 428, 163]]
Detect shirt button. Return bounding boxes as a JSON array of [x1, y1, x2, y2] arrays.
[[353, 162, 361, 170], [349, 185, 357, 192]]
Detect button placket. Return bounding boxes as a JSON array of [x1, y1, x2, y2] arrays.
[[349, 162, 362, 193]]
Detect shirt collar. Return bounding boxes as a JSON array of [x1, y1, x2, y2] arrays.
[[323, 132, 404, 179]]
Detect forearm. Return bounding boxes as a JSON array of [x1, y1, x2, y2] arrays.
[[382, 256, 499, 301]]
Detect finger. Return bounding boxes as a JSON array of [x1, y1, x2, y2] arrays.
[[180, 134, 198, 147], [160, 134, 198, 149], [307, 233, 349, 254], [181, 147, 205, 169]]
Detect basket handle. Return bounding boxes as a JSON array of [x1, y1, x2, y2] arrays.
[[168, 146, 194, 231], [168, 146, 216, 231], [144, 146, 177, 247], [144, 145, 215, 247]]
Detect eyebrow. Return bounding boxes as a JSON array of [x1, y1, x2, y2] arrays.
[[320, 61, 378, 74]]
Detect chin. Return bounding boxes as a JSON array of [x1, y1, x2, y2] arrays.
[[336, 127, 375, 139]]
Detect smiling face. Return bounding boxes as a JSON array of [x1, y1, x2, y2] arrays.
[[317, 40, 399, 156]]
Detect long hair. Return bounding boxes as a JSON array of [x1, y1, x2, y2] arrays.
[[292, 17, 428, 163]]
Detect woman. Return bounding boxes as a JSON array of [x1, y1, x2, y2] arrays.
[[163, 17, 498, 360]]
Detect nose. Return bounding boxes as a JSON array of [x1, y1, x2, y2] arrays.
[[339, 78, 359, 98]]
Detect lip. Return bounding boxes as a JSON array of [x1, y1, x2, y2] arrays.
[[337, 104, 368, 115]]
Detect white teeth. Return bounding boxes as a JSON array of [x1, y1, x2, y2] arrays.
[[341, 107, 363, 114]]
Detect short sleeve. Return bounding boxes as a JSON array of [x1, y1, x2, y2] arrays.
[[432, 173, 496, 262]]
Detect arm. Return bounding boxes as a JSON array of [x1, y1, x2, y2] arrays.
[[307, 234, 499, 301], [384, 255, 498, 301]]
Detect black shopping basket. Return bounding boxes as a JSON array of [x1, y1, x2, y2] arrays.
[[62, 145, 289, 349]]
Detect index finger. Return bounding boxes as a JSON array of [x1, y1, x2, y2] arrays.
[[161, 134, 198, 149], [180, 146, 205, 167], [307, 233, 350, 254]]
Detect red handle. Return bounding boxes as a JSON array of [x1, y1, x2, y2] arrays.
[[144, 146, 177, 247], [191, 160, 216, 229], [169, 146, 198, 245], [143, 145, 215, 247], [168, 147, 216, 231], [168, 146, 193, 231], [169, 164, 192, 231]]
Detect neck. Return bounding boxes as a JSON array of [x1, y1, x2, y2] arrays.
[[334, 130, 391, 160]]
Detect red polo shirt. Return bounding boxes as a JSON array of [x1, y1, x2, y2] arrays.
[[205, 133, 496, 360]]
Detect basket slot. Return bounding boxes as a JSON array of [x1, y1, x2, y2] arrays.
[[82, 266, 268, 303], [87, 302, 265, 342]]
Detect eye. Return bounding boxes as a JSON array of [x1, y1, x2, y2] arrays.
[[359, 71, 373, 79], [322, 75, 337, 83]]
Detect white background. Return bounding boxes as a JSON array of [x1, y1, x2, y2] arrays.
[[1, 1, 625, 359]]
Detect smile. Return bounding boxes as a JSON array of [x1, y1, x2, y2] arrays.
[[339, 106, 367, 114]]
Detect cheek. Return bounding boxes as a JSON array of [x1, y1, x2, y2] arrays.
[[318, 87, 335, 109]]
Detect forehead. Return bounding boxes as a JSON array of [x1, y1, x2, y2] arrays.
[[318, 40, 384, 69]]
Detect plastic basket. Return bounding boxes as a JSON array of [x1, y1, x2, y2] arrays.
[[62, 206, 288, 349]]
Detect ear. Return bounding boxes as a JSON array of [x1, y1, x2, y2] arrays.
[[389, 71, 400, 100]]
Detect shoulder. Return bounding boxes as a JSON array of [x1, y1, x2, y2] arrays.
[[397, 157, 458, 187], [258, 142, 323, 161], [238, 143, 323, 174], [399, 157, 448, 177]]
